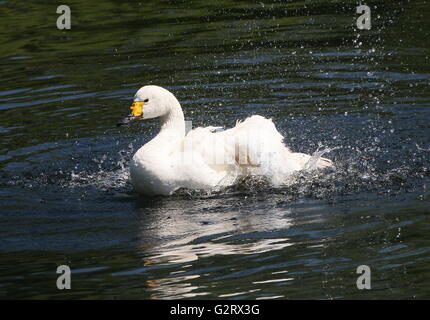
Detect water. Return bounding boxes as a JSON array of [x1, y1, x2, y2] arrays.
[[1, 0, 429, 299]]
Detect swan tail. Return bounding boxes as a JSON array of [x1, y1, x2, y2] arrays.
[[316, 157, 333, 169], [284, 151, 333, 171]]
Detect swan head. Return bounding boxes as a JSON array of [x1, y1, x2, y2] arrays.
[[117, 85, 178, 126]]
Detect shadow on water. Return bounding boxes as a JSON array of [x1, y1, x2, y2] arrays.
[[0, 0, 429, 299]]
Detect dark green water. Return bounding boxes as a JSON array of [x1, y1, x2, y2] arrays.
[[1, 0, 429, 299]]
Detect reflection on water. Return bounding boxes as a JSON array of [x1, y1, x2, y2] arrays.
[[136, 200, 295, 298], [140, 204, 294, 264], [0, 0, 429, 299]]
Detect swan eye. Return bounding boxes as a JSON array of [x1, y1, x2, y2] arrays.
[[143, 99, 149, 103]]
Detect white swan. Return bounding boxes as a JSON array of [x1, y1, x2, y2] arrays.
[[118, 85, 332, 196]]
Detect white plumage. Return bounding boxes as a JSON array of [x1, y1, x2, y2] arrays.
[[122, 85, 332, 196]]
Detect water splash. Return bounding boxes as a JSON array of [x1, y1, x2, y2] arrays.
[[1, 133, 428, 201], [69, 143, 133, 191]]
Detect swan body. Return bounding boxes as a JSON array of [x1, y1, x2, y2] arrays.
[[121, 85, 332, 196]]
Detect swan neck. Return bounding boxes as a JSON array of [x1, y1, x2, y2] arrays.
[[159, 99, 185, 137]]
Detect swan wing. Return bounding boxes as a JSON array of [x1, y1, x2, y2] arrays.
[[183, 115, 287, 170]]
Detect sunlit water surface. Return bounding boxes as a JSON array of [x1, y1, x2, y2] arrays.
[[0, 0, 429, 299]]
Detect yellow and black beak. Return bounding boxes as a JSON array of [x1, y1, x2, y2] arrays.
[[117, 101, 144, 127]]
